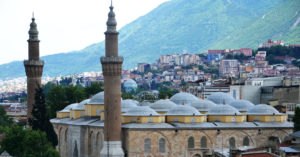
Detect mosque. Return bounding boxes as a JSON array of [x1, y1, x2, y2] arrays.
[[23, 2, 293, 157]]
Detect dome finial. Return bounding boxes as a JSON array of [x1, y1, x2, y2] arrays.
[[28, 14, 39, 41]]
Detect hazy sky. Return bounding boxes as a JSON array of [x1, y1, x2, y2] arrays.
[[0, 0, 168, 65]]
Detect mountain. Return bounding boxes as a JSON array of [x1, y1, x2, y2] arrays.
[[0, 0, 299, 79]]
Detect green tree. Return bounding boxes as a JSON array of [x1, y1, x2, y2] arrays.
[[46, 85, 68, 118], [29, 87, 58, 147], [0, 106, 13, 127], [65, 85, 85, 104], [158, 86, 179, 99], [0, 127, 60, 157], [294, 107, 300, 131], [84, 82, 104, 98]]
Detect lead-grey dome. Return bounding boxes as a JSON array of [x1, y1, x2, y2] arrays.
[[122, 100, 138, 112], [189, 99, 217, 112], [60, 103, 78, 112], [166, 105, 202, 116], [141, 101, 152, 106], [123, 106, 160, 116], [229, 100, 254, 112], [150, 99, 177, 112], [207, 105, 241, 115], [207, 92, 234, 105], [170, 92, 198, 105], [72, 99, 90, 111], [247, 104, 281, 115], [88, 91, 104, 105]]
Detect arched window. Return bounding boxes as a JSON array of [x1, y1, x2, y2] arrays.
[[201, 136, 207, 148], [229, 137, 235, 149], [65, 129, 68, 143], [88, 132, 93, 155], [144, 138, 151, 153], [243, 136, 250, 146], [188, 136, 194, 148], [159, 138, 166, 153], [73, 141, 78, 157]]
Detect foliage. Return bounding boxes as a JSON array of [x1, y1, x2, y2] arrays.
[[46, 85, 68, 118], [29, 87, 58, 147], [258, 45, 300, 59], [294, 107, 300, 132], [158, 86, 179, 99], [121, 92, 134, 99], [0, 126, 60, 157], [59, 77, 73, 86], [84, 82, 104, 98], [0, 106, 13, 127], [225, 53, 250, 62]]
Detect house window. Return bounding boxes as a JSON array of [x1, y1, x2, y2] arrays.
[[191, 118, 196, 123], [188, 137, 194, 148], [254, 117, 259, 121], [215, 117, 220, 122], [96, 108, 101, 116], [271, 117, 275, 122], [201, 136, 207, 148], [243, 137, 250, 146], [232, 117, 236, 122], [144, 138, 151, 153], [148, 118, 152, 123], [159, 138, 165, 153], [174, 118, 179, 122], [130, 118, 136, 123]]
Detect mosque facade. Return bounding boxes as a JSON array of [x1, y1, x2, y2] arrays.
[[48, 4, 293, 157]]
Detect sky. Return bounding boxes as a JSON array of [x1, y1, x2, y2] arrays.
[[0, 0, 168, 65]]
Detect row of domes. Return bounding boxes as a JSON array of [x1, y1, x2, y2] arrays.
[[58, 91, 282, 117]]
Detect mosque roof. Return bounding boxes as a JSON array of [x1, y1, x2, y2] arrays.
[[207, 92, 234, 105], [121, 100, 138, 112], [247, 104, 282, 115], [207, 105, 242, 115], [189, 99, 217, 111], [72, 99, 90, 111], [59, 103, 78, 112], [229, 100, 255, 112], [170, 92, 198, 105], [149, 99, 177, 112], [122, 106, 160, 116], [140, 101, 152, 106], [88, 91, 104, 105], [123, 79, 138, 88], [166, 105, 203, 116]]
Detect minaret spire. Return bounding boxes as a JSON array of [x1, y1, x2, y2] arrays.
[[106, 1, 117, 33]]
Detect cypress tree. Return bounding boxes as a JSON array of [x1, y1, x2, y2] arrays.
[[29, 86, 58, 147], [293, 106, 300, 132]]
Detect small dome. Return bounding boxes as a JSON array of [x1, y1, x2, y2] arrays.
[[170, 92, 198, 105], [207, 105, 241, 115], [189, 99, 217, 111], [166, 105, 202, 116], [88, 91, 104, 104], [150, 99, 177, 112], [123, 106, 159, 116], [207, 92, 234, 105], [229, 100, 254, 112], [123, 79, 138, 88], [141, 101, 152, 106], [247, 104, 281, 115], [60, 103, 78, 112], [122, 100, 138, 112], [72, 99, 90, 111], [123, 99, 139, 105]]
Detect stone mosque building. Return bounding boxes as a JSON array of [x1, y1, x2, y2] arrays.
[[23, 3, 293, 157]]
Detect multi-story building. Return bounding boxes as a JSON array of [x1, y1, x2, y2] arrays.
[[219, 59, 239, 78]]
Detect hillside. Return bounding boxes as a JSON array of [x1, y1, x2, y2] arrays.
[[0, 0, 299, 79]]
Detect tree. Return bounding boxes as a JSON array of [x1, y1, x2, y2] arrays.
[[0, 106, 13, 127], [29, 87, 58, 147], [0, 127, 60, 157], [294, 107, 300, 132], [84, 82, 104, 98], [46, 85, 68, 118]]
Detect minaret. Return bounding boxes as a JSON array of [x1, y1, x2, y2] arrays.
[[24, 15, 44, 119], [100, 3, 124, 157]]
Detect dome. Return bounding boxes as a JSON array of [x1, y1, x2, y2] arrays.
[[122, 100, 138, 112], [189, 99, 217, 111], [247, 104, 281, 115], [72, 99, 90, 111], [140, 101, 152, 106], [150, 99, 177, 112], [123, 106, 159, 116], [123, 99, 139, 105], [170, 92, 198, 105], [207, 105, 241, 115], [88, 91, 104, 104], [166, 105, 202, 116], [123, 79, 138, 88], [229, 100, 255, 112], [60, 103, 78, 112], [207, 92, 234, 105]]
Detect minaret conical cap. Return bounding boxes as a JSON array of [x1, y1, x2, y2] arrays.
[[106, 5, 117, 33], [28, 15, 39, 41]]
